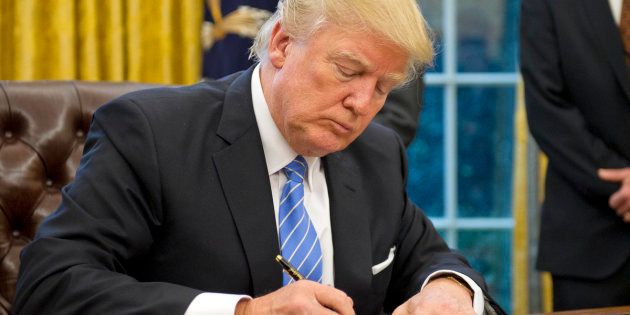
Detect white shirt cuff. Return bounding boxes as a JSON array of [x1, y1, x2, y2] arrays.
[[421, 270, 485, 315], [184, 292, 251, 315]]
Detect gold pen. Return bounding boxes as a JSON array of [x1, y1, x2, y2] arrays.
[[275, 254, 304, 281]]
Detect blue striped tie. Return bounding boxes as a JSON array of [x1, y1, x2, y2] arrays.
[[278, 156, 323, 285]]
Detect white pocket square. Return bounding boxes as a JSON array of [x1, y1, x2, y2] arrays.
[[372, 246, 396, 275]]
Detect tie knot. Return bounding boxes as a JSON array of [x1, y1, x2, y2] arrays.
[[283, 156, 307, 183]]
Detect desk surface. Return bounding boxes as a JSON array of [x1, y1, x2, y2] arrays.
[[535, 305, 630, 315]]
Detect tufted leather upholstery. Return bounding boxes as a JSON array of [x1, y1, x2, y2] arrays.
[[0, 81, 160, 314]]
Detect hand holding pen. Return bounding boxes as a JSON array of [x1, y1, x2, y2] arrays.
[[234, 255, 355, 315]]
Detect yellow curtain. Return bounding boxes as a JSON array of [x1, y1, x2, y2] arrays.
[[512, 80, 529, 315], [538, 155, 554, 313], [512, 79, 554, 314], [0, 0, 202, 84]]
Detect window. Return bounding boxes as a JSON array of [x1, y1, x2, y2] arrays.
[[408, 0, 520, 312]]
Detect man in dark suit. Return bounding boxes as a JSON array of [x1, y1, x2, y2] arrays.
[[14, 1, 503, 314], [521, 0, 630, 310]]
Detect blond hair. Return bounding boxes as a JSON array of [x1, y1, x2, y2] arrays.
[[250, 0, 434, 80]]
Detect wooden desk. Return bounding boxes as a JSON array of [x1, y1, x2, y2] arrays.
[[534, 305, 630, 315]]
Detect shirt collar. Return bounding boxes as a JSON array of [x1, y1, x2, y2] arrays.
[[251, 64, 321, 183]]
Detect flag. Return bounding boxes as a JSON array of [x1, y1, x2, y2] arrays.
[[201, 0, 277, 79]]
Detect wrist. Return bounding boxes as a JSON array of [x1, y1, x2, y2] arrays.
[[429, 274, 474, 297]]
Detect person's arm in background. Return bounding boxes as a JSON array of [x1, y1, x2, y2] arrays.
[[374, 75, 424, 147], [520, 0, 629, 198]]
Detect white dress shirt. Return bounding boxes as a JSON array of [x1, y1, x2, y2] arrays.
[[610, 0, 622, 25], [250, 67, 336, 286], [185, 65, 485, 314]]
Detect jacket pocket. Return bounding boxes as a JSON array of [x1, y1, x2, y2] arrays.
[[372, 246, 396, 275]]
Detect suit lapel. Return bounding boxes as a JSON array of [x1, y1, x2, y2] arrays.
[[213, 67, 282, 296], [323, 152, 372, 298], [582, 0, 630, 101]]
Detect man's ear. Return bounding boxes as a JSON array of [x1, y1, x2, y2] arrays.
[[267, 21, 291, 68]]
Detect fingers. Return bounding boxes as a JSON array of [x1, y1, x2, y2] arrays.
[[607, 179, 630, 222], [598, 168, 630, 183], [609, 190, 630, 213], [312, 283, 355, 315], [598, 168, 630, 223], [250, 280, 354, 315]]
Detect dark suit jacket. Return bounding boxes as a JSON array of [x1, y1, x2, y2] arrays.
[[375, 77, 425, 147], [14, 67, 490, 314], [521, 0, 630, 279]]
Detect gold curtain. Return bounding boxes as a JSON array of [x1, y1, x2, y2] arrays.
[[512, 80, 554, 314], [0, 0, 202, 84], [538, 155, 554, 313], [512, 80, 529, 315]]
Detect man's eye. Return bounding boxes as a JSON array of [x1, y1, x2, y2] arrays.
[[337, 65, 356, 78]]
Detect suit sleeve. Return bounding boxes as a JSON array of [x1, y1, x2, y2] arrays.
[[13, 99, 202, 314], [373, 76, 424, 147], [520, 0, 630, 198]]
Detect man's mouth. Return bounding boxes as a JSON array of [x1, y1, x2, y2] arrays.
[[329, 119, 353, 135]]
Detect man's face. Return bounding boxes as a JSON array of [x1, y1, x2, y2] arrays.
[[264, 22, 409, 157]]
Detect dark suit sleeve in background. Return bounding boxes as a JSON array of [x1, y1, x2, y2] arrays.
[[374, 76, 424, 147]]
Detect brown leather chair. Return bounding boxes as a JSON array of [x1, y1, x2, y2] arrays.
[[0, 81, 159, 314]]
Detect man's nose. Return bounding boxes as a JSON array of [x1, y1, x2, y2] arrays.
[[342, 81, 377, 115]]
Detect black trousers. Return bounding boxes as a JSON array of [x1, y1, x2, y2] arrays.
[[552, 256, 630, 311]]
